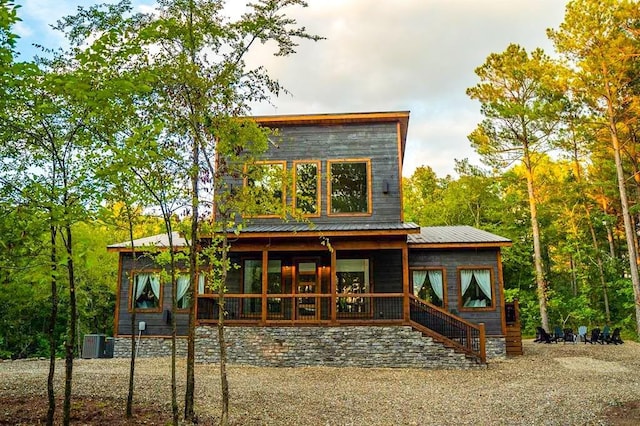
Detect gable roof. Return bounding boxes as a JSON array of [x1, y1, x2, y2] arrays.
[[107, 231, 188, 252], [252, 111, 410, 163], [408, 226, 512, 248]]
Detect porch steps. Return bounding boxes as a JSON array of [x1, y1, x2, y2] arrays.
[[409, 322, 485, 368]]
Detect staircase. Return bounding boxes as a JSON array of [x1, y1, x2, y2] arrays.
[[409, 296, 486, 364]]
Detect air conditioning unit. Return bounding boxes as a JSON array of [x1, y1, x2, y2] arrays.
[[82, 334, 106, 359]]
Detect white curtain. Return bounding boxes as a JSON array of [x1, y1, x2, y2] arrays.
[[473, 270, 492, 301], [149, 274, 160, 299], [135, 274, 150, 299], [460, 270, 474, 295], [412, 270, 427, 297], [177, 274, 190, 306], [428, 270, 444, 303]]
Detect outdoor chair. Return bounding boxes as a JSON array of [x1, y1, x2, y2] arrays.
[[600, 325, 611, 344], [535, 326, 553, 343], [552, 326, 564, 343], [577, 326, 588, 343], [608, 327, 624, 345], [562, 328, 576, 343], [589, 327, 601, 344]]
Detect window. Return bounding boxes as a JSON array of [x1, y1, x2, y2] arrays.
[[242, 259, 262, 315], [245, 161, 286, 216], [328, 159, 371, 215], [411, 269, 445, 308], [336, 259, 370, 314], [176, 274, 191, 310], [459, 268, 493, 309], [132, 272, 161, 311], [294, 161, 320, 216], [267, 260, 283, 314]]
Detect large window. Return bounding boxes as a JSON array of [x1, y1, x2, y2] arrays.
[[459, 268, 494, 309], [336, 259, 370, 314], [131, 272, 161, 311], [242, 259, 262, 316], [328, 159, 371, 215], [293, 161, 320, 216], [245, 161, 286, 217], [411, 269, 445, 308]]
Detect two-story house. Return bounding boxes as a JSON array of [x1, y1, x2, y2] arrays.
[[108, 111, 518, 368]]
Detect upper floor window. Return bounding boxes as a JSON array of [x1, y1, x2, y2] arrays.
[[328, 159, 371, 215], [131, 272, 161, 311], [293, 161, 320, 216], [459, 268, 494, 310], [245, 161, 286, 217]]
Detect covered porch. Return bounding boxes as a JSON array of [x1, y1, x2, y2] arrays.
[[196, 235, 409, 326]]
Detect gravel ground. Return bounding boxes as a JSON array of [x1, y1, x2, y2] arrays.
[[1, 339, 640, 425]]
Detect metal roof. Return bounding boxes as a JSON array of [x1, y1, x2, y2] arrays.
[[235, 222, 421, 234], [408, 226, 511, 246], [107, 231, 188, 250]]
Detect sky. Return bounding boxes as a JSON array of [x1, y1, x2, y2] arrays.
[[13, 0, 570, 178]]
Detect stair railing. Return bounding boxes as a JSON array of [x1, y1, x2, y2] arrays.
[[409, 295, 486, 363]]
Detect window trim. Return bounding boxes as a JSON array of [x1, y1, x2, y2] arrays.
[[410, 267, 447, 308], [128, 270, 163, 313], [327, 158, 373, 216], [243, 160, 287, 218], [457, 266, 495, 312], [292, 160, 321, 217]]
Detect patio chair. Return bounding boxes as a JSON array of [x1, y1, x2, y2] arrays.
[[577, 326, 588, 343], [562, 328, 576, 343], [535, 326, 553, 344], [552, 325, 564, 343], [589, 327, 601, 344], [600, 325, 611, 345], [608, 327, 624, 345]]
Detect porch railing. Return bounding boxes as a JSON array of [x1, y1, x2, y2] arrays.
[[197, 293, 404, 324], [409, 295, 486, 363]]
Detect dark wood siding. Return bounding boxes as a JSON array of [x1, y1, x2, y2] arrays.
[[409, 248, 503, 335], [117, 253, 190, 336], [227, 122, 402, 224]]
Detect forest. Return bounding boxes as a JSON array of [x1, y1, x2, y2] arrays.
[[2, 0, 640, 360], [3, 0, 640, 424]]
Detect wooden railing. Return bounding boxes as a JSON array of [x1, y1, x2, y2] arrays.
[[409, 295, 486, 364]]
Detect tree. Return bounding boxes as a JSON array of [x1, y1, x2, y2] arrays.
[[549, 0, 640, 335], [467, 44, 567, 332]]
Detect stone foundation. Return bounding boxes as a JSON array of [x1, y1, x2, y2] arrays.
[[114, 326, 506, 369]]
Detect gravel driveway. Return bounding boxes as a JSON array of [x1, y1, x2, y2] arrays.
[[1, 339, 639, 425]]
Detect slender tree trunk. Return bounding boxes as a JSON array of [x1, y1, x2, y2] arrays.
[[604, 71, 640, 335], [63, 223, 77, 426], [126, 205, 137, 418], [46, 225, 58, 426], [170, 245, 179, 426], [609, 119, 640, 334], [218, 228, 230, 426], [523, 150, 549, 331], [184, 2, 199, 420], [586, 215, 611, 323]]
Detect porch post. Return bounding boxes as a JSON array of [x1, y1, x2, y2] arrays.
[[330, 248, 337, 324], [402, 245, 410, 323], [261, 249, 268, 325]]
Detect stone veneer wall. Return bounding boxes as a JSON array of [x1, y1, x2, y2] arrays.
[[114, 326, 506, 369]]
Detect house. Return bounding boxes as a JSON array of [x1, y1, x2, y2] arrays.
[[108, 111, 516, 368]]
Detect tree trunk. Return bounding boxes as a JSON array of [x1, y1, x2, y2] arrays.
[[46, 225, 58, 426], [126, 209, 137, 419], [523, 150, 549, 331], [63, 223, 77, 426], [603, 69, 640, 335], [218, 227, 230, 426]]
